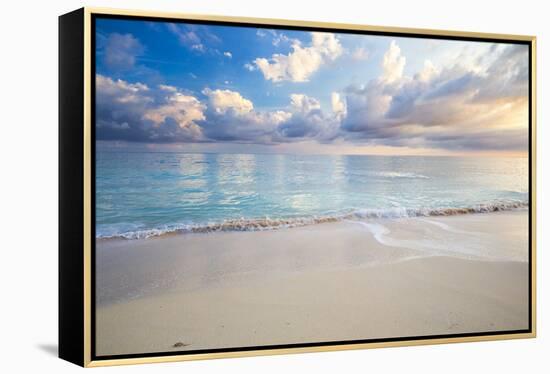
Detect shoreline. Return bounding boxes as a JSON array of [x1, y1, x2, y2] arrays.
[[96, 211, 529, 356], [96, 203, 529, 241]]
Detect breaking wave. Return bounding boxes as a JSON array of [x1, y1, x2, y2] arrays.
[[96, 200, 528, 240]]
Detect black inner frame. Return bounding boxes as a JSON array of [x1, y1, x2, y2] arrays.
[[90, 13, 533, 361]]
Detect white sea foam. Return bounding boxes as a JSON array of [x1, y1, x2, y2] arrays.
[[347, 219, 480, 259], [417, 218, 475, 235], [96, 200, 528, 240], [351, 221, 391, 245], [373, 171, 430, 179]]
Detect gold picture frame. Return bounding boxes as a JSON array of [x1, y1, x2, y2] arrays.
[[59, 7, 536, 367]]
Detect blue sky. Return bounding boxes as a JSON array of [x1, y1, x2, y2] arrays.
[[95, 17, 529, 156]]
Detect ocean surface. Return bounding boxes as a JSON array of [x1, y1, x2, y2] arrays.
[[95, 152, 529, 239]]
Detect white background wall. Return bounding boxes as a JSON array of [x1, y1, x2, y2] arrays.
[[0, 0, 546, 372]]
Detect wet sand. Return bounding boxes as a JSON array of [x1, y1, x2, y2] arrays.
[[95, 211, 529, 356]]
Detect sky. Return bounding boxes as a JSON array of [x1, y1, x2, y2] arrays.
[[95, 17, 530, 156]]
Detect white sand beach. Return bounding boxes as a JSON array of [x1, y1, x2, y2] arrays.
[[95, 211, 529, 356]]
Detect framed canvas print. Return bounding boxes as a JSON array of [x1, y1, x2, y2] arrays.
[[59, 7, 536, 367]]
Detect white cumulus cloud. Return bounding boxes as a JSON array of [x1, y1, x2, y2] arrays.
[[382, 40, 406, 83], [252, 32, 343, 82], [96, 75, 151, 104], [339, 40, 529, 152], [290, 94, 321, 113], [202, 88, 254, 115], [331, 92, 347, 119], [276, 93, 340, 140], [200, 88, 291, 142], [144, 92, 206, 132], [96, 74, 206, 142]]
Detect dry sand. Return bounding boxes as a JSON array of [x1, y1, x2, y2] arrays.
[[95, 211, 529, 356]]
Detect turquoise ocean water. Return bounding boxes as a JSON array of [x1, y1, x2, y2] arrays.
[[95, 152, 528, 239]]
